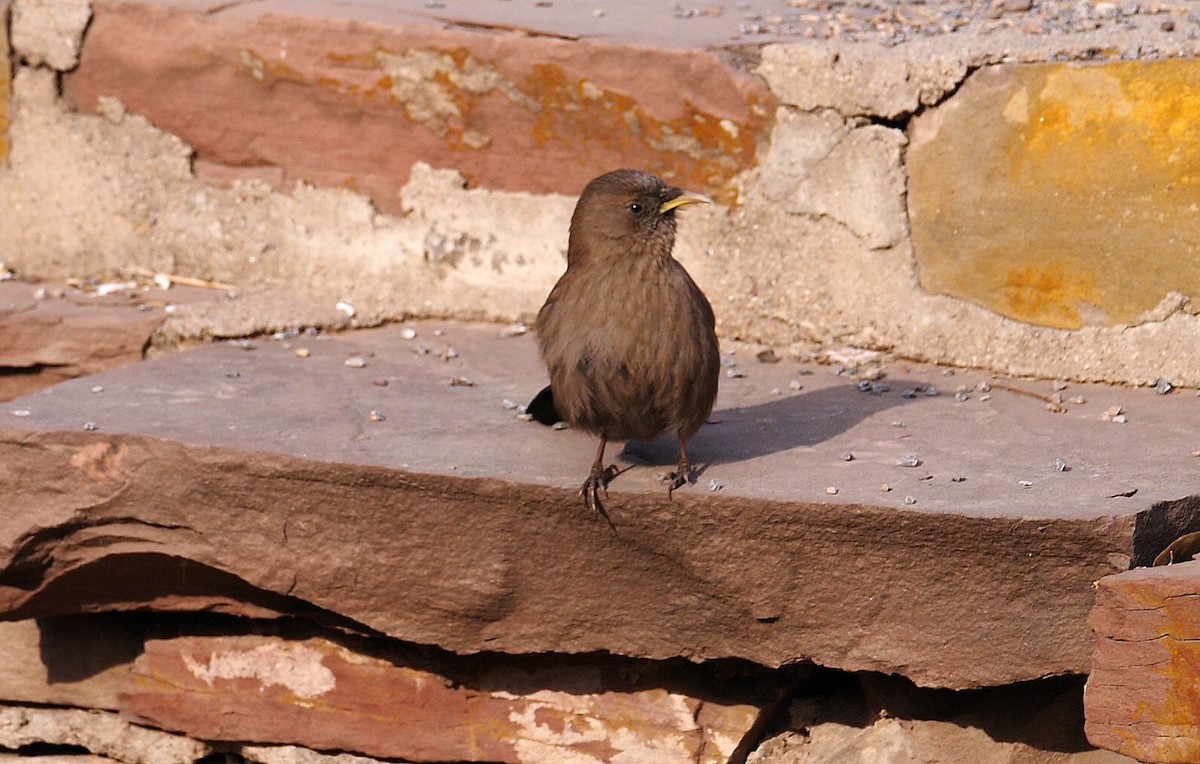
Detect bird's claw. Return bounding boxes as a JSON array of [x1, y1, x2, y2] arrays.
[[665, 465, 692, 500], [580, 464, 619, 530]]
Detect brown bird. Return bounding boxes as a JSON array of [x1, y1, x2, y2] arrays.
[[532, 169, 720, 521]]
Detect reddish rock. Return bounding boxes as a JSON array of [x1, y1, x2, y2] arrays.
[[64, 2, 774, 212], [3, 323, 1198, 690], [0, 617, 139, 711], [121, 635, 757, 764], [1085, 560, 1200, 763], [0, 281, 168, 401]]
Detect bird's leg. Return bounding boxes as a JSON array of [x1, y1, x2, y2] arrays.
[[580, 437, 618, 528], [666, 436, 693, 499]]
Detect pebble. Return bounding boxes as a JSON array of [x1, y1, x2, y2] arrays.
[[91, 385, 104, 393], [1018, 480, 1033, 487], [842, 451, 854, 461], [369, 410, 385, 422], [897, 454, 922, 468], [517, 413, 534, 422], [83, 422, 98, 431], [344, 356, 367, 368], [1055, 458, 1069, 472], [295, 348, 310, 358], [449, 376, 474, 387], [788, 379, 804, 391], [826, 486, 839, 495], [954, 391, 970, 402], [709, 478, 724, 491], [726, 368, 747, 379], [442, 345, 460, 361], [904, 495, 917, 505], [770, 388, 782, 396], [373, 378, 389, 387], [1052, 380, 1068, 391], [502, 399, 520, 410], [400, 327, 418, 340], [756, 349, 781, 363], [552, 421, 569, 430], [881, 483, 892, 493], [1100, 405, 1124, 422], [1069, 395, 1087, 405], [335, 301, 356, 318], [1155, 378, 1174, 395], [499, 324, 527, 338]]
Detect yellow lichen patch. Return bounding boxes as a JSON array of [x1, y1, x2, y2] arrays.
[[910, 60, 1200, 330]]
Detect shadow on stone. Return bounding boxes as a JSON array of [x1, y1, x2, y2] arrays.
[[622, 380, 919, 466]]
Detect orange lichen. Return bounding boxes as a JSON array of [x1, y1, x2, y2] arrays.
[[243, 43, 772, 203], [1119, 592, 1200, 762], [996, 262, 1103, 330]]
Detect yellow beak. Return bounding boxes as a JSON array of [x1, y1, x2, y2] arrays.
[[659, 192, 713, 215]]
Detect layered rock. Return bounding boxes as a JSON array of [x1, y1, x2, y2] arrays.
[[1085, 560, 1200, 763]]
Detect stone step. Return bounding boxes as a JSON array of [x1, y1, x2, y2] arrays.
[[2, 321, 1199, 692]]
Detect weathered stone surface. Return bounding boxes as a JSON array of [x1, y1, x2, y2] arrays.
[[63, 1, 773, 212], [121, 635, 755, 764], [909, 60, 1200, 331], [0, 705, 210, 764], [1084, 560, 1200, 763], [10, 0, 91, 71], [3, 322, 1199, 689], [753, 672, 1135, 763], [740, 108, 907, 250], [0, 617, 139, 710], [757, 40, 969, 120], [0, 281, 175, 401], [0, 15, 10, 162]]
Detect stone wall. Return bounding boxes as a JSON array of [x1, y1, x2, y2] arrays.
[[1, 0, 1198, 386]]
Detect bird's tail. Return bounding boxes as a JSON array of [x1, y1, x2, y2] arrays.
[[526, 385, 562, 426]]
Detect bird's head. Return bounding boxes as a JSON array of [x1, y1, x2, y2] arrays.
[[567, 169, 711, 266]]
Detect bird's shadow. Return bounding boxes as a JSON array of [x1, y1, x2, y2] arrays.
[[619, 380, 923, 468]]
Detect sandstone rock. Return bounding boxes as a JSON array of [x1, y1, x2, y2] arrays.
[[0, 617, 138, 710], [0, 705, 210, 764], [909, 60, 1200, 330], [3, 323, 1199, 689], [121, 635, 757, 764], [10, 0, 91, 71], [1085, 560, 1200, 763], [0, 281, 171, 401], [63, 1, 773, 213]]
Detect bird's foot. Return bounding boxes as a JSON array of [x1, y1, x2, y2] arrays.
[[664, 464, 694, 500], [580, 464, 620, 530]]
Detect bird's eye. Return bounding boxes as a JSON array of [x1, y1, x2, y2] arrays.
[[628, 202, 643, 215]]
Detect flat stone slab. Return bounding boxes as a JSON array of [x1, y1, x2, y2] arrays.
[[2, 322, 1199, 689], [0, 280, 211, 402]]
